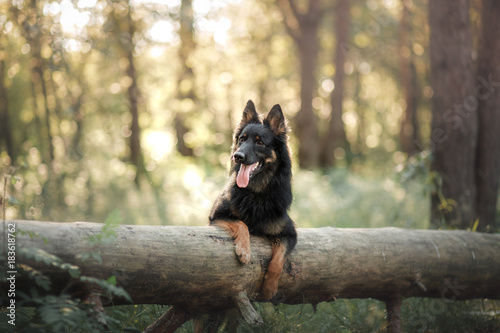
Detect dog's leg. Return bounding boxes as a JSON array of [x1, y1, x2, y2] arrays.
[[213, 220, 251, 264], [261, 239, 288, 300]]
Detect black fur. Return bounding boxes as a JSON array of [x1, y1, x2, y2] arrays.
[[209, 100, 297, 254]]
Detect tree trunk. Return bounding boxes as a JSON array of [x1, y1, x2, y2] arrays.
[[428, 0, 477, 229], [8, 220, 500, 317], [127, 49, 143, 183], [398, 0, 420, 156], [107, 0, 145, 184], [20, 0, 55, 165], [353, 69, 365, 154], [15, 0, 59, 220], [64, 52, 90, 159], [0, 50, 14, 162], [320, 0, 350, 167], [279, 0, 322, 169], [297, 23, 320, 169], [174, 0, 196, 157], [475, 0, 500, 233], [123, 2, 145, 184]]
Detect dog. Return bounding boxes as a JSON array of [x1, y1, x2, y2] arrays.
[[209, 100, 297, 300]]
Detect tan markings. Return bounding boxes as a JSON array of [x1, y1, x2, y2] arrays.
[[261, 218, 286, 236], [268, 115, 287, 136], [261, 240, 287, 300], [264, 150, 277, 164], [213, 220, 251, 264], [242, 109, 258, 124]]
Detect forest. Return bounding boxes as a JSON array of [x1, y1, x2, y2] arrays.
[[1, 0, 500, 332]]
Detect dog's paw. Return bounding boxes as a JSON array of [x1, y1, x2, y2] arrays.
[[234, 237, 251, 264], [261, 273, 279, 300]]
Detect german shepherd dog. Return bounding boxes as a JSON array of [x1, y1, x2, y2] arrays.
[[209, 100, 297, 300]]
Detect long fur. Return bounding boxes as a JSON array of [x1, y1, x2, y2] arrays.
[[209, 101, 297, 254]]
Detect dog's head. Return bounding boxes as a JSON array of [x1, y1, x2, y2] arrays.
[[231, 100, 289, 190]]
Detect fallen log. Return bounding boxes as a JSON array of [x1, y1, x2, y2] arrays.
[[4, 220, 500, 331]]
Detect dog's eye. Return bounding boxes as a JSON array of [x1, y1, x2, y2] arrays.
[[239, 136, 246, 143], [256, 139, 264, 146]]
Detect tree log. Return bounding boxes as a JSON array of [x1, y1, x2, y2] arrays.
[[5, 220, 500, 315]]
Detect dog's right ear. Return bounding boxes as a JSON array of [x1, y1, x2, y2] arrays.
[[240, 100, 260, 125], [265, 104, 287, 136]]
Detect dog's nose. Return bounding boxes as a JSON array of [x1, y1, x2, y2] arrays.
[[233, 152, 245, 163]]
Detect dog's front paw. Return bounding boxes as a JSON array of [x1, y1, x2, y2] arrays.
[[261, 273, 279, 300], [234, 237, 251, 264], [212, 220, 251, 264]]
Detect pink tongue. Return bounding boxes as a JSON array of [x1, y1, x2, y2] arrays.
[[236, 163, 257, 188]]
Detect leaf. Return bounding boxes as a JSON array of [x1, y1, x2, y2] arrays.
[[60, 263, 81, 278], [471, 218, 480, 232], [8, 195, 21, 205], [76, 253, 89, 262], [106, 275, 117, 286], [35, 275, 52, 291], [91, 252, 103, 263], [80, 276, 132, 303], [102, 210, 122, 239]]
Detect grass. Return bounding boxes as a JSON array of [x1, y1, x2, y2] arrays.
[[98, 298, 500, 332]]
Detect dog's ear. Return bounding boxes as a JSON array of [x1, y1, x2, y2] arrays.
[[265, 104, 287, 136], [240, 100, 260, 125]]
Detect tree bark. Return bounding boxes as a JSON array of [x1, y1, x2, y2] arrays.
[[7, 220, 500, 315], [428, 0, 477, 229], [475, 0, 500, 232], [320, 0, 350, 167], [385, 297, 403, 333]]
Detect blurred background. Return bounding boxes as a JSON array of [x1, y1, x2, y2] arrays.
[[0, 0, 498, 231], [1, 1, 500, 331]]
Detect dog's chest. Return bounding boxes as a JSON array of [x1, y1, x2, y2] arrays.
[[229, 189, 287, 234]]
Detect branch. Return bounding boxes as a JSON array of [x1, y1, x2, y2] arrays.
[[287, 0, 303, 21], [277, 0, 301, 43], [235, 291, 264, 325]]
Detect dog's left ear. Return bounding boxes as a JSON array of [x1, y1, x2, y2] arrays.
[[265, 104, 287, 136], [240, 100, 260, 125]]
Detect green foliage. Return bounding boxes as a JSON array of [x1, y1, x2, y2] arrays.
[[105, 304, 169, 332], [30, 295, 92, 333], [401, 298, 500, 333], [78, 209, 122, 263], [234, 301, 387, 333], [0, 212, 131, 333], [292, 167, 430, 229], [152, 299, 499, 333], [87, 210, 121, 245], [79, 276, 132, 304], [19, 247, 81, 280]]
